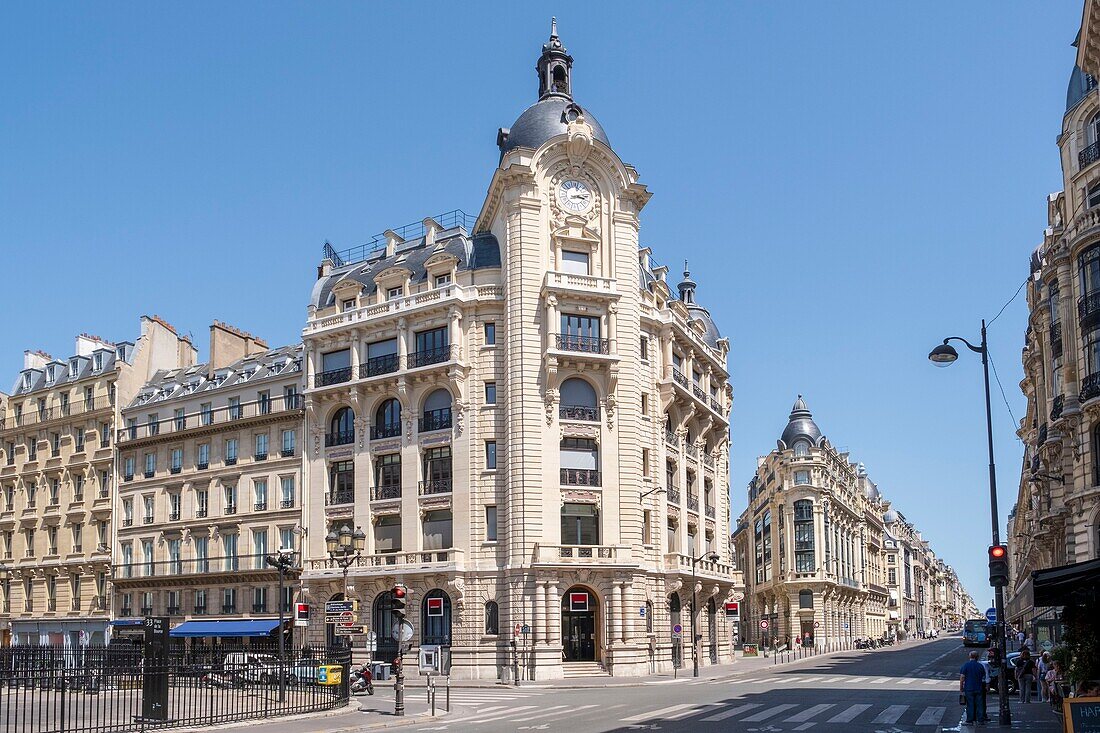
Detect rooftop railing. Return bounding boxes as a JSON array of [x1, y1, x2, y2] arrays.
[[324, 210, 476, 267]]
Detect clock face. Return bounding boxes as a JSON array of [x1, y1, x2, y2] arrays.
[[557, 179, 592, 213]]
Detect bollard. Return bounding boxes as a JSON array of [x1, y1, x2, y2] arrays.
[[446, 676, 451, 712]]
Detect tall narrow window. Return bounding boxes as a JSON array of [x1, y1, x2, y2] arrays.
[[794, 499, 816, 573], [485, 441, 497, 470], [484, 322, 496, 345], [485, 505, 498, 542], [560, 503, 599, 545]]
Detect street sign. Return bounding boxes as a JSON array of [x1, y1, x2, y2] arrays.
[[672, 623, 683, 635], [325, 600, 354, 614], [759, 620, 769, 630], [985, 607, 997, 624], [325, 610, 354, 624], [521, 624, 531, 635], [724, 601, 740, 619], [639, 606, 647, 617], [334, 624, 365, 636], [813, 621, 820, 628]]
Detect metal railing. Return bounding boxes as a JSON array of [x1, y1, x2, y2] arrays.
[[360, 354, 399, 377], [665, 429, 678, 446], [118, 392, 302, 443], [1079, 290, 1100, 323], [326, 209, 476, 267], [314, 367, 352, 387], [1051, 394, 1065, 421], [1081, 140, 1100, 169], [705, 505, 716, 519], [1050, 321, 1063, 358], [418, 408, 452, 432], [419, 478, 453, 495], [409, 345, 452, 368], [559, 404, 599, 421], [667, 486, 681, 504], [370, 423, 400, 440], [560, 468, 601, 486], [371, 483, 401, 501], [112, 552, 297, 580], [1082, 372, 1100, 403], [687, 493, 699, 512], [692, 384, 706, 400], [326, 488, 354, 506], [555, 334, 610, 354], [325, 430, 354, 447], [1, 395, 115, 431], [671, 368, 688, 387]]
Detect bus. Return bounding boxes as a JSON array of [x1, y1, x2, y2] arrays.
[[963, 619, 993, 647]]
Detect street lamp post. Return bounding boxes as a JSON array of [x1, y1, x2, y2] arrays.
[[325, 525, 366, 649], [264, 551, 295, 702], [690, 551, 720, 678], [929, 319, 1011, 725]]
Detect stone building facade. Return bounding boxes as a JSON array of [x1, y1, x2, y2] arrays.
[[734, 398, 889, 648], [297, 25, 740, 679], [0, 317, 195, 646], [1008, 27, 1100, 631], [112, 324, 304, 636], [735, 398, 971, 646]]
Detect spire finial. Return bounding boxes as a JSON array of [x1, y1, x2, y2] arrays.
[[550, 17, 558, 38], [684, 259, 690, 277]]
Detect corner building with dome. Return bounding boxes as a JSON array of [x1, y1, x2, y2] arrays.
[[297, 25, 741, 680]]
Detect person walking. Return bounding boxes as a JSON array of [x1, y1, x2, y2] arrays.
[[960, 650, 987, 725], [1016, 648, 1037, 704], [1037, 652, 1052, 703]]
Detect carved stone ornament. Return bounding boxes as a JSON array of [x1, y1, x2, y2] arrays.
[[310, 425, 323, 457], [453, 400, 466, 436], [605, 394, 616, 430], [669, 579, 683, 593], [545, 388, 558, 426], [561, 489, 601, 507], [565, 112, 594, 168], [448, 576, 466, 612]]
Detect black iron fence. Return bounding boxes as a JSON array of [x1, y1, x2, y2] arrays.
[[0, 642, 349, 733]]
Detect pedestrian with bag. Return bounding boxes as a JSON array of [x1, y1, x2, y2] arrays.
[[960, 650, 987, 725], [1015, 648, 1037, 703], [1036, 652, 1052, 703]]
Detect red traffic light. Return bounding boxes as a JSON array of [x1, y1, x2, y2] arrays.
[[393, 585, 406, 599], [989, 545, 1007, 559]]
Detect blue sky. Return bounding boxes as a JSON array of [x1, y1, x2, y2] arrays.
[[0, 2, 1084, 604]]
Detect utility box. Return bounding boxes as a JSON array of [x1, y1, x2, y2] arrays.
[[317, 665, 343, 686]]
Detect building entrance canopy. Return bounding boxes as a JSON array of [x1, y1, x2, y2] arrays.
[[1032, 558, 1100, 607]]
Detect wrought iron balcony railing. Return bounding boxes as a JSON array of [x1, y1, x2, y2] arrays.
[[555, 334, 610, 354], [372, 483, 401, 501], [325, 430, 354, 447], [671, 368, 688, 388], [559, 404, 599, 421], [315, 366, 353, 387], [1079, 290, 1100, 323], [560, 468, 601, 486], [1051, 394, 1065, 422], [361, 354, 399, 377], [326, 488, 354, 506], [418, 408, 452, 433], [1050, 321, 1063, 359], [409, 346, 451, 368], [419, 478, 453, 495], [1081, 372, 1100, 403], [667, 487, 681, 504], [370, 423, 401, 440], [1081, 140, 1100, 169]]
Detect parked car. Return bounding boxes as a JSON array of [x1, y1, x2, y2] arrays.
[[982, 652, 1030, 695], [222, 652, 318, 685]]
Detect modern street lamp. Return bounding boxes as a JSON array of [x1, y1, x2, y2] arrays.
[[326, 525, 366, 648], [264, 551, 295, 702], [928, 319, 1011, 725], [690, 551, 720, 678]]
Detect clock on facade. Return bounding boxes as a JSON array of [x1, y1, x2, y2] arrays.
[[557, 179, 592, 213]]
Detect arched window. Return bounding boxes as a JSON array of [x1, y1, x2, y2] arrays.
[[799, 589, 814, 609], [372, 591, 399, 661], [329, 407, 354, 445], [421, 589, 452, 646], [421, 389, 452, 432], [560, 378, 599, 421], [485, 601, 499, 635], [1088, 110, 1100, 146], [793, 440, 810, 457], [372, 399, 401, 439], [794, 499, 815, 573]]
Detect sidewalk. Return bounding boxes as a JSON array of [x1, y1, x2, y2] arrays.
[[184, 694, 451, 733]]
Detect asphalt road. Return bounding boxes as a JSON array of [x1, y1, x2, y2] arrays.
[[396, 637, 983, 733]]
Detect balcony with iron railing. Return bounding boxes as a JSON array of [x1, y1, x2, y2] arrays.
[[118, 391, 303, 444], [705, 505, 716, 519], [418, 408, 452, 433], [314, 367, 352, 388], [409, 345, 454, 369], [1080, 290, 1100, 326], [665, 429, 678, 447], [1081, 140, 1100, 170], [667, 486, 681, 504], [1051, 394, 1065, 422], [193, 605, 207, 615], [671, 368, 689, 388], [112, 552, 298, 583], [326, 488, 354, 506], [555, 334, 610, 355], [533, 544, 629, 563], [560, 468, 601, 486], [325, 430, 354, 447], [687, 493, 699, 512], [419, 478, 453, 495], [1050, 321, 1063, 358], [372, 483, 401, 501], [692, 384, 706, 400], [360, 354, 400, 378], [166, 605, 181, 616], [1, 395, 115, 431], [254, 451, 267, 461], [559, 404, 599, 422], [281, 447, 295, 458], [370, 423, 401, 440], [306, 548, 464, 570], [1082, 372, 1100, 403], [221, 604, 236, 614]]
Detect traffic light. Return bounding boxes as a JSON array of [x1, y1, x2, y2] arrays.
[[988, 545, 1009, 588], [392, 583, 408, 621]]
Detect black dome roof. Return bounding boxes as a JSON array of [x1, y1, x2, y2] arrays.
[[780, 395, 822, 448], [498, 96, 610, 157]]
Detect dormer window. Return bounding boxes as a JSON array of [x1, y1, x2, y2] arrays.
[[45, 366, 56, 383], [93, 353, 102, 372], [69, 359, 79, 377], [387, 286, 404, 301], [21, 374, 30, 390], [434, 273, 452, 288], [116, 345, 128, 362], [342, 299, 356, 312]]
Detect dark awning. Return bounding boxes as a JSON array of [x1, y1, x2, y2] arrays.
[[169, 620, 280, 638], [109, 619, 144, 627], [1032, 558, 1100, 607]]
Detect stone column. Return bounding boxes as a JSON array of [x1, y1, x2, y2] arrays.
[[535, 580, 547, 645], [397, 317, 409, 365], [619, 580, 629, 643], [547, 582, 560, 646], [349, 329, 360, 375], [611, 583, 622, 649]]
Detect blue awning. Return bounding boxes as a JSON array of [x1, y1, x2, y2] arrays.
[[109, 619, 144, 627], [170, 620, 280, 638]]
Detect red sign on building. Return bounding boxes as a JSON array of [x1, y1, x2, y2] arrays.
[[724, 601, 740, 619], [427, 597, 444, 617], [570, 592, 589, 612]]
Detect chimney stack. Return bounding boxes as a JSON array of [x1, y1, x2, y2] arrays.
[[208, 322, 268, 375]]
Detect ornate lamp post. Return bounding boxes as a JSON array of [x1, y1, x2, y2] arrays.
[[325, 525, 365, 647], [928, 320, 1011, 725], [691, 551, 720, 677]]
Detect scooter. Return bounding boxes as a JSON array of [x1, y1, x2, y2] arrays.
[[350, 664, 375, 695]]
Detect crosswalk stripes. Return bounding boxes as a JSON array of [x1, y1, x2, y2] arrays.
[[898, 678, 917, 684], [622, 704, 695, 722], [742, 703, 798, 722], [785, 704, 835, 722], [872, 704, 909, 724], [827, 703, 872, 723], [868, 676, 891, 684], [700, 703, 761, 722], [916, 707, 946, 726]]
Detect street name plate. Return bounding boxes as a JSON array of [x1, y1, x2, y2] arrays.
[[334, 624, 365, 636]]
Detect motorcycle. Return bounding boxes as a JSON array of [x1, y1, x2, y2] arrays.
[[350, 664, 375, 696]]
